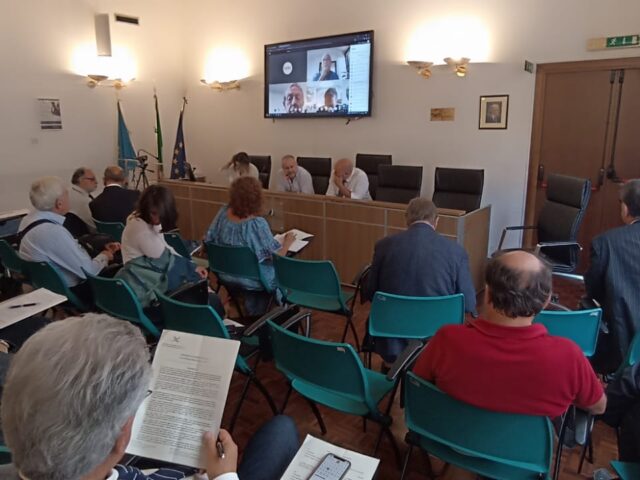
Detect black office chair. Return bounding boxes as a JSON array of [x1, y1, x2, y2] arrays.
[[297, 157, 332, 194], [248, 155, 272, 189], [497, 173, 591, 274], [376, 165, 423, 204], [355, 154, 392, 200], [432, 167, 484, 212]]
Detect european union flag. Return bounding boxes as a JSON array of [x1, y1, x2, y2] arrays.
[[117, 101, 136, 174], [171, 102, 187, 179]]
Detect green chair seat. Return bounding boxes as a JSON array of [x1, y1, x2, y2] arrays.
[[611, 460, 640, 479], [285, 290, 354, 313]]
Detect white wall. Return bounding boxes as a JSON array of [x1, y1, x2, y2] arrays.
[[180, 0, 640, 250]]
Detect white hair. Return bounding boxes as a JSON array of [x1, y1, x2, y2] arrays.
[[29, 176, 66, 211], [1, 314, 151, 480]]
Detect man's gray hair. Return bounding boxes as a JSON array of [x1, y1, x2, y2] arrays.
[[104, 165, 126, 184], [1, 314, 151, 480], [29, 176, 66, 211], [71, 167, 87, 185], [405, 197, 438, 226]]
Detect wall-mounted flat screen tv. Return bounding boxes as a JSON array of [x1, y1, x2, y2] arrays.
[[264, 30, 373, 118]]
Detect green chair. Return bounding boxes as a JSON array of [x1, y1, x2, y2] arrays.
[[367, 291, 464, 366], [0, 444, 11, 465], [621, 331, 640, 370], [534, 308, 602, 357], [0, 239, 24, 277], [272, 255, 359, 349], [84, 272, 160, 338], [267, 318, 400, 460], [164, 232, 192, 259], [22, 260, 89, 311], [611, 460, 640, 479], [94, 220, 125, 242], [206, 242, 274, 319], [402, 372, 553, 480], [156, 291, 278, 432]]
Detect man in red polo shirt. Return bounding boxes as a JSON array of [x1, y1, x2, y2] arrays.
[[413, 250, 606, 418]]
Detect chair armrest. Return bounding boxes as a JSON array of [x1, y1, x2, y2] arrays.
[[281, 310, 312, 330], [574, 408, 594, 446], [351, 263, 371, 306], [535, 241, 582, 253], [243, 304, 295, 336], [497, 225, 538, 250], [352, 263, 371, 286], [386, 340, 425, 381], [553, 272, 586, 283]]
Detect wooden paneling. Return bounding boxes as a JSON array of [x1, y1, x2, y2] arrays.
[[174, 197, 193, 239], [326, 220, 385, 282], [191, 187, 228, 203], [192, 201, 223, 240], [463, 206, 491, 291], [168, 184, 191, 199], [281, 213, 325, 261], [326, 202, 385, 224]]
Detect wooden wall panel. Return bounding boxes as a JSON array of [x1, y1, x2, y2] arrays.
[[282, 214, 325, 261], [174, 197, 193, 239], [192, 201, 223, 240], [326, 203, 385, 224], [326, 220, 385, 282]]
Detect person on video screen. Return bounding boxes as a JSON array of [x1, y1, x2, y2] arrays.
[[313, 54, 339, 81], [283, 83, 305, 114], [317, 88, 339, 113]]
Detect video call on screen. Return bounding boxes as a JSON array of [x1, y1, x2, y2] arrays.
[[264, 31, 373, 118]]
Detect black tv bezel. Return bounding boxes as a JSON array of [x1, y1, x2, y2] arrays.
[[263, 30, 374, 119]]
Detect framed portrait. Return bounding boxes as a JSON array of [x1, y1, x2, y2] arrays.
[[479, 95, 508, 129]]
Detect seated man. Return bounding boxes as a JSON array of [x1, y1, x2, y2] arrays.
[[90, 166, 140, 224], [325, 158, 371, 200], [414, 250, 606, 419], [585, 179, 640, 373], [275, 155, 314, 194], [69, 167, 99, 232], [18, 176, 119, 301], [0, 314, 299, 480], [363, 197, 477, 363]]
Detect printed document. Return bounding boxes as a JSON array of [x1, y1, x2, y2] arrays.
[[0, 288, 66, 329], [127, 330, 240, 468], [274, 229, 314, 253]]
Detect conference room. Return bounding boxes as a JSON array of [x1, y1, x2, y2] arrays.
[[1, 1, 640, 479]]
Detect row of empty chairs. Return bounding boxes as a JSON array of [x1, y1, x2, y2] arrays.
[[249, 154, 484, 209]]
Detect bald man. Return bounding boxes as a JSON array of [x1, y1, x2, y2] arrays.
[[414, 251, 606, 418], [89, 166, 140, 224], [275, 155, 314, 194], [325, 158, 371, 200]]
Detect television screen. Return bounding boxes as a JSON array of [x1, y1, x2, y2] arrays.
[[264, 30, 374, 118]]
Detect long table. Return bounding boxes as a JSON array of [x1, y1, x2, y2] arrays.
[[160, 180, 491, 292]]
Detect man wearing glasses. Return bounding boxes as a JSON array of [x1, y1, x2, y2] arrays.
[[69, 167, 99, 232]]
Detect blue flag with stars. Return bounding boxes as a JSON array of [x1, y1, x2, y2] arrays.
[[117, 101, 136, 174], [170, 105, 186, 179]]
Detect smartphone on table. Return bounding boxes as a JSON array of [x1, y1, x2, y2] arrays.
[[308, 453, 351, 480]]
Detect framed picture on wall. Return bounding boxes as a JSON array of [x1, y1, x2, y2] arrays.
[[479, 95, 508, 129]]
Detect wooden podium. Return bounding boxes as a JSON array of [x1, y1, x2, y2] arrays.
[[160, 180, 491, 292]]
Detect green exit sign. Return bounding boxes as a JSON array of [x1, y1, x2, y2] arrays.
[[607, 35, 640, 48]]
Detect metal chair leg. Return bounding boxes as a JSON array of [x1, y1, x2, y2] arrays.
[[251, 375, 278, 416], [280, 383, 293, 413], [305, 398, 327, 435], [577, 435, 594, 474], [553, 413, 568, 480], [228, 375, 251, 434], [400, 444, 413, 480]]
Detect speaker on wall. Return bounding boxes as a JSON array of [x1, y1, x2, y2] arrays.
[[95, 13, 112, 57]]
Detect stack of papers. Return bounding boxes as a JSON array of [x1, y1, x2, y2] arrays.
[[0, 288, 67, 329], [274, 229, 314, 254]]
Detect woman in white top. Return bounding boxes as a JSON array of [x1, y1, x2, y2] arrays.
[[221, 151, 260, 184]]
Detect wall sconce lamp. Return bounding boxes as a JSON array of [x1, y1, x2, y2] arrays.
[[86, 75, 132, 89], [444, 57, 470, 77], [200, 79, 241, 91], [407, 61, 434, 79]]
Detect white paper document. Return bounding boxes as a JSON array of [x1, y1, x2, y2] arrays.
[[274, 229, 314, 254], [280, 434, 380, 480], [127, 330, 240, 468], [0, 288, 66, 329]]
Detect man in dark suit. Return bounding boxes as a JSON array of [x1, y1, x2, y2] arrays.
[[90, 166, 140, 224], [363, 197, 477, 363], [586, 179, 640, 373]]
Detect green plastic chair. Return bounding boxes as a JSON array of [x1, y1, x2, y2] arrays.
[[622, 331, 640, 370], [94, 220, 125, 242], [533, 308, 602, 357], [272, 255, 359, 349], [22, 260, 89, 311], [156, 291, 277, 432], [402, 372, 553, 480], [268, 319, 400, 460], [367, 292, 464, 366], [164, 232, 191, 259], [0, 239, 24, 276], [0, 443, 11, 465], [84, 272, 160, 338], [611, 460, 640, 479]]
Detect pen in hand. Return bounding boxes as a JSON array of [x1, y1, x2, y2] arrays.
[[9, 303, 37, 309], [216, 439, 225, 459]]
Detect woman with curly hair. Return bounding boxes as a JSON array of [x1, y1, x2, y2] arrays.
[[205, 176, 295, 315]]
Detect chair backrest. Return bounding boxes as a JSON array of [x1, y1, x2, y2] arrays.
[[369, 292, 464, 340], [0, 240, 23, 275], [164, 232, 191, 258], [297, 157, 332, 194], [537, 174, 591, 270], [623, 331, 640, 369], [94, 220, 125, 242], [206, 242, 271, 291], [272, 255, 343, 304], [405, 372, 553, 479], [22, 260, 86, 310], [85, 272, 160, 337], [432, 167, 484, 212], [248, 155, 272, 189], [533, 308, 601, 357], [611, 460, 640, 480], [268, 320, 376, 410], [376, 165, 423, 204], [355, 154, 392, 200], [63, 212, 90, 238]]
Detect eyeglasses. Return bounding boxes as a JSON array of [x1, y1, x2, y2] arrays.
[[82, 176, 97, 182]]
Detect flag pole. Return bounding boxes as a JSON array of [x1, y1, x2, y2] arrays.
[[154, 86, 164, 181]]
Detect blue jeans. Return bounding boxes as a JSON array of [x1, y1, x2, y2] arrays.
[[238, 415, 299, 480]]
